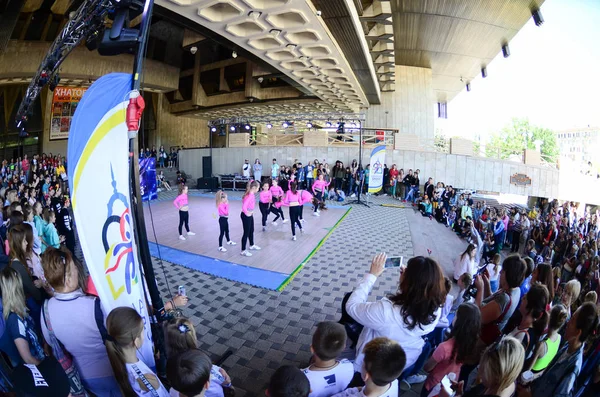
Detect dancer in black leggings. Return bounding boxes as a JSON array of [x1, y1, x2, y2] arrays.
[[284, 181, 303, 241], [173, 184, 195, 240], [269, 179, 287, 224], [240, 181, 260, 257], [215, 190, 236, 252], [258, 182, 281, 231]]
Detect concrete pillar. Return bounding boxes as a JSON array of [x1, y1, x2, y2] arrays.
[[364, 65, 434, 143]]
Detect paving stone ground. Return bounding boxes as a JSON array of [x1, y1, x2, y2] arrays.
[[148, 191, 422, 396]]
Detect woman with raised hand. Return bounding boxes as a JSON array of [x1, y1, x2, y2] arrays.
[[346, 254, 445, 377]]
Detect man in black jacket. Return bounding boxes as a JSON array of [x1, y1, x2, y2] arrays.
[[56, 196, 75, 255]]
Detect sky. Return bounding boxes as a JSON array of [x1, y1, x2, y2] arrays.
[[436, 0, 600, 141]]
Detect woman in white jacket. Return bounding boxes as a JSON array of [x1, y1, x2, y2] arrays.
[[453, 243, 477, 282], [346, 254, 445, 378]]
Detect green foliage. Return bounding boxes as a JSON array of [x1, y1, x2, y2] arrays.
[[485, 118, 559, 163], [434, 134, 449, 153]]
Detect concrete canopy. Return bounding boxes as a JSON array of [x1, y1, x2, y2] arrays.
[[390, 0, 545, 102]]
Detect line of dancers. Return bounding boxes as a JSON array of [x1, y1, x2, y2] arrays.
[[173, 175, 330, 257]]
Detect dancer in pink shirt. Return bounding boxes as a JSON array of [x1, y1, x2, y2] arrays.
[[269, 179, 287, 224], [284, 181, 303, 241], [240, 181, 261, 257], [312, 174, 329, 217], [173, 184, 195, 241], [215, 191, 236, 252], [259, 182, 282, 231]]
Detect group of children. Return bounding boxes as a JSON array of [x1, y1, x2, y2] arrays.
[[173, 176, 330, 256]]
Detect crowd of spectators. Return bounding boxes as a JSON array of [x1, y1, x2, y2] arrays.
[[2, 151, 600, 397]]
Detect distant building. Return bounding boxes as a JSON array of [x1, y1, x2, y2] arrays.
[[556, 127, 600, 176]]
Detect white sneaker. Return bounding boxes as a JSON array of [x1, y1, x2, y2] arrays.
[[292, 236, 297, 241], [241, 250, 252, 257], [227, 241, 237, 245], [249, 245, 261, 250], [312, 212, 319, 216], [301, 219, 306, 223], [405, 374, 427, 384], [272, 221, 278, 226], [262, 226, 266, 232], [300, 228, 304, 234], [179, 235, 186, 241], [218, 246, 227, 252], [351, 193, 356, 198], [187, 231, 195, 236], [282, 219, 289, 223]]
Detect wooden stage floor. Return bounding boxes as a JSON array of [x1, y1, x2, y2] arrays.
[[143, 195, 350, 290]]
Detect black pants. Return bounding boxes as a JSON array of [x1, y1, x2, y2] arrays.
[[289, 206, 302, 236], [314, 191, 323, 212], [240, 212, 254, 250], [511, 230, 522, 252], [178, 210, 189, 235], [259, 202, 270, 227], [218, 217, 229, 246], [271, 204, 282, 222]]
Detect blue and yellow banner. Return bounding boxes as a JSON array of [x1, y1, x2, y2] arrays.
[[67, 73, 154, 367], [368, 145, 386, 193]]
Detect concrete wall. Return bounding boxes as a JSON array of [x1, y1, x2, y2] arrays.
[[365, 65, 434, 143], [179, 147, 560, 199]]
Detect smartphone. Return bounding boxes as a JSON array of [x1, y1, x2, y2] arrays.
[[384, 256, 403, 268], [441, 375, 454, 396], [178, 285, 186, 297]]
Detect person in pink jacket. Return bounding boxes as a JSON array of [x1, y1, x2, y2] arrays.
[[173, 184, 195, 240]]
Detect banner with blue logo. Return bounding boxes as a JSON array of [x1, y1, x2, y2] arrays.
[[139, 157, 157, 201], [67, 73, 154, 368], [368, 145, 386, 193]]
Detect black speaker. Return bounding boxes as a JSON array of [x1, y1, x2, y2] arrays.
[[202, 156, 212, 178], [197, 177, 218, 190]]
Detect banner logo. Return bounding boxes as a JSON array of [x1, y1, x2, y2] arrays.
[[368, 145, 386, 193]]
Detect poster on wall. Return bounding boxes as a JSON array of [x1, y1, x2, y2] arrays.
[[50, 86, 87, 140], [139, 157, 157, 201]]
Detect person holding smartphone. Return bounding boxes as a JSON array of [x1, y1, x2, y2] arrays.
[[345, 253, 446, 383]]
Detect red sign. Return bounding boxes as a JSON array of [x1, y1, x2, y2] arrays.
[[376, 130, 384, 142]]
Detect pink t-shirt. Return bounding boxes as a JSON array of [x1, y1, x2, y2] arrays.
[[269, 185, 283, 197], [424, 338, 462, 392], [218, 202, 229, 217], [242, 193, 255, 215], [173, 194, 188, 209], [300, 190, 313, 204], [312, 179, 329, 193], [259, 191, 272, 203], [284, 190, 300, 205]]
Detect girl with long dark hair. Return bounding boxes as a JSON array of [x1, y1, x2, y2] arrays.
[[240, 181, 260, 257], [346, 254, 446, 375], [269, 179, 286, 224], [173, 184, 195, 241], [422, 303, 481, 396]]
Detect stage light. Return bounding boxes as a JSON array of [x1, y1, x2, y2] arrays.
[[230, 125, 236, 132], [466, 82, 471, 92], [502, 44, 510, 58], [232, 51, 238, 59], [282, 121, 289, 128], [306, 122, 313, 128], [210, 126, 217, 133], [326, 121, 332, 127], [244, 123, 251, 130], [266, 123, 273, 129], [532, 9, 544, 26], [481, 67, 488, 78]]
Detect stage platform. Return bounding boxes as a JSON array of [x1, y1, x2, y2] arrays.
[[143, 193, 350, 291]]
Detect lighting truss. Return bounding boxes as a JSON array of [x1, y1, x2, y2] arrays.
[[15, 0, 114, 128], [209, 112, 366, 127]]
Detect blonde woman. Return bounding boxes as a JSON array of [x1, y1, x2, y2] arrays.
[[441, 336, 524, 397], [559, 279, 581, 319], [0, 267, 45, 366]]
